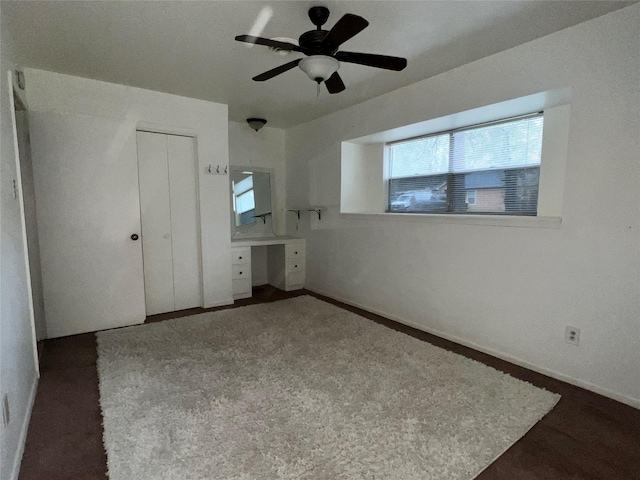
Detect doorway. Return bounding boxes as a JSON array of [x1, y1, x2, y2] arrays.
[[12, 90, 47, 343]]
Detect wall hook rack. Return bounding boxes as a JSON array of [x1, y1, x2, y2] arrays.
[[208, 164, 228, 175], [286, 209, 301, 220], [308, 209, 322, 220]]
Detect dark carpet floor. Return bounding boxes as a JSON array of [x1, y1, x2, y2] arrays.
[[18, 286, 640, 480]]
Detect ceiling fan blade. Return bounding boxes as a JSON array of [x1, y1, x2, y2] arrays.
[[321, 14, 369, 50], [252, 59, 301, 82], [335, 51, 407, 71], [235, 35, 306, 53], [325, 72, 346, 94]]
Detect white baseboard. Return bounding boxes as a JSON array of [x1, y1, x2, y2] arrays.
[[10, 375, 39, 480], [307, 287, 640, 409]]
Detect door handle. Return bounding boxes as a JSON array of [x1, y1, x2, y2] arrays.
[[131, 234, 139, 241]]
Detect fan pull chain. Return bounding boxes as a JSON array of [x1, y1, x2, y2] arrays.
[[317, 82, 320, 98]]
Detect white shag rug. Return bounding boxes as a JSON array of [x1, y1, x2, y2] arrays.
[[97, 295, 559, 480]]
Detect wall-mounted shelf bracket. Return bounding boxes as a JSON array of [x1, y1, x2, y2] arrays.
[[254, 212, 272, 224], [308, 209, 323, 220], [286, 209, 301, 220]]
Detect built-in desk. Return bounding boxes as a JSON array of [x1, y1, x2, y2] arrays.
[[230, 236, 306, 300]]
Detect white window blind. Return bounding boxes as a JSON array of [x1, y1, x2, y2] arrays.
[[388, 113, 544, 215]]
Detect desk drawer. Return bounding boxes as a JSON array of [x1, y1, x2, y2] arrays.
[[287, 260, 304, 275], [231, 247, 251, 265], [232, 264, 250, 280], [286, 244, 305, 262], [287, 271, 305, 289], [232, 278, 251, 296]]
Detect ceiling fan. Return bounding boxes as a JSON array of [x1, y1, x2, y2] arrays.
[[235, 6, 408, 94]]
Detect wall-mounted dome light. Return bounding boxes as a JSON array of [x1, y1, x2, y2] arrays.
[[247, 118, 267, 131]]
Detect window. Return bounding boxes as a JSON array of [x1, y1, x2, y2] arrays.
[[387, 113, 544, 215], [466, 190, 477, 206]]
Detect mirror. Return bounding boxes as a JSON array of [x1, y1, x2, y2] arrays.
[[230, 168, 272, 230]]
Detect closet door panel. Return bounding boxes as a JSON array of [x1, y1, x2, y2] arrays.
[[136, 132, 175, 315], [167, 135, 202, 310]]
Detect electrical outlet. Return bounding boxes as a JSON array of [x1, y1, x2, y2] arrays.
[[2, 394, 9, 428], [565, 326, 580, 346]]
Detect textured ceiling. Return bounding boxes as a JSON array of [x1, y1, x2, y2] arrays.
[[2, 1, 635, 128]]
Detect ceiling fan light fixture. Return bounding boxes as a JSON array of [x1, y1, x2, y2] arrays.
[[247, 118, 267, 131], [299, 56, 339, 83], [235, 7, 407, 94]]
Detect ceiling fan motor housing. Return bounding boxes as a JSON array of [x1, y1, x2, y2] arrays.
[[299, 30, 334, 55], [308, 6, 330, 28], [300, 6, 336, 54]]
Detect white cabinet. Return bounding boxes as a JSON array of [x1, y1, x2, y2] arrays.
[[283, 243, 305, 290], [231, 246, 252, 299], [137, 131, 201, 315], [231, 237, 305, 299], [266, 241, 306, 291]]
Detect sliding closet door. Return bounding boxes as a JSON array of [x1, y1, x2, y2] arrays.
[[136, 131, 201, 315], [167, 135, 201, 310]]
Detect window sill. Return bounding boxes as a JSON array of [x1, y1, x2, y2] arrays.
[[339, 212, 562, 229]]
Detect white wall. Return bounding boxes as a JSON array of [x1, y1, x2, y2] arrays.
[[25, 68, 233, 326], [0, 12, 39, 480], [229, 121, 286, 285], [286, 5, 640, 407], [341, 142, 385, 214]]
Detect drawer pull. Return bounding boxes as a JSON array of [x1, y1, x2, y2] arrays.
[[239, 271, 243, 275], [239, 256, 243, 259], [294, 265, 298, 268], [295, 251, 298, 255]]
